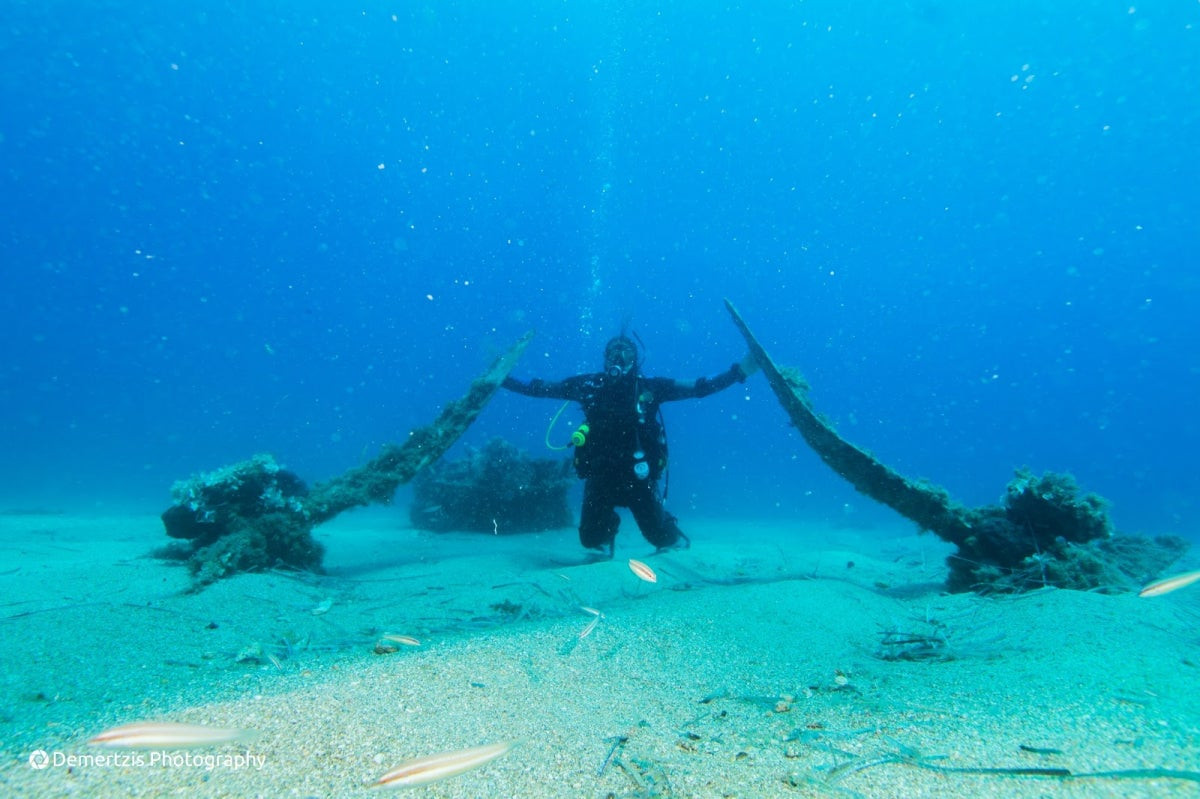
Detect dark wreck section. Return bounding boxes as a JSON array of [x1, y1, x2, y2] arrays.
[[161, 454, 322, 587], [159, 332, 533, 589], [409, 438, 573, 533], [955, 470, 1186, 593], [725, 299, 1186, 594]]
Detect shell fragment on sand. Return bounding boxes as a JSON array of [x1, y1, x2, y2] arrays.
[[89, 722, 249, 749], [628, 558, 657, 583], [1138, 569, 1200, 598], [373, 741, 513, 789]]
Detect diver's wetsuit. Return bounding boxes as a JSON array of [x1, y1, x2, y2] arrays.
[[502, 363, 746, 552]]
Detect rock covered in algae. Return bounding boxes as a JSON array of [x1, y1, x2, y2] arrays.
[[410, 438, 573, 533]]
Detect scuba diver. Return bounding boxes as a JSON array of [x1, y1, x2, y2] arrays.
[[502, 334, 758, 558]]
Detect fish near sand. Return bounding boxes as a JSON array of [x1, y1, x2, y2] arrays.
[[579, 614, 601, 639], [1138, 569, 1200, 598], [89, 721, 250, 749], [628, 558, 657, 583], [372, 741, 514, 788]]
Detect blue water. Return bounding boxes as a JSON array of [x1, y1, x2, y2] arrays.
[[2, 2, 1197, 539]]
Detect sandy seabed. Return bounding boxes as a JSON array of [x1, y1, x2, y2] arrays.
[[1, 508, 1198, 798]]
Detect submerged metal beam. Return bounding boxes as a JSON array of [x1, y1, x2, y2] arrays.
[[161, 331, 534, 588], [725, 299, 973, 545], [724, 299, 1183, 593]]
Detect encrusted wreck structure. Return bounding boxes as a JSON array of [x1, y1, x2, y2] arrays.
[[159, 332, 532, 589], [725, 300, 1186, 593], [410, 437, 573, 533]]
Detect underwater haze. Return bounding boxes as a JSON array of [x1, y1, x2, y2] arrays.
[[1, 1, 1197, 539]]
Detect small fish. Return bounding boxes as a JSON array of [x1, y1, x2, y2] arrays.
[[579, 615, 601, 639], [628, 558, 657, 583], [380, 634, 421, 647], [311, 598, 333, 615], [372, 741, 513, 789], [1019, 744, 1064, 755], [1138, 569, 1200, 598], [89, 721, 248, 749], [580, 606, 602, 616]]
